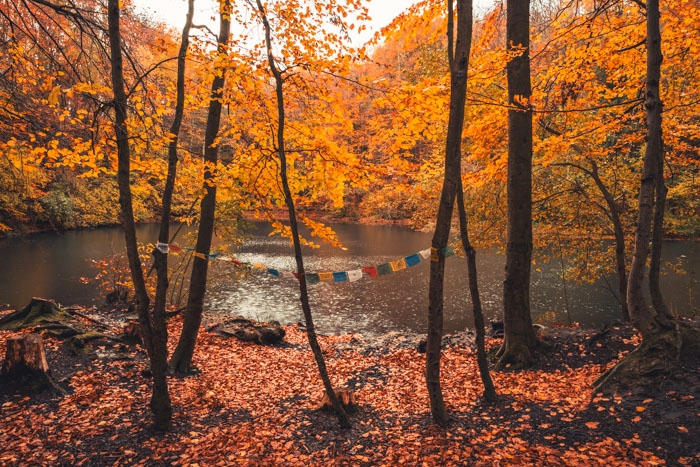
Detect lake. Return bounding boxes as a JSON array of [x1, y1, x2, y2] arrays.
[[0, 223, 697, 336]]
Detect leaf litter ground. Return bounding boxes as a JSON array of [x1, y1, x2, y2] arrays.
[[1, 309, 698, 466]]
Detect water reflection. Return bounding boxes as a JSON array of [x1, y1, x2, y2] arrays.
[[0, 223, 697, 337]]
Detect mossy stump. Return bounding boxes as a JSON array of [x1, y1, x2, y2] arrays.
[[0, 297, 67, 331]]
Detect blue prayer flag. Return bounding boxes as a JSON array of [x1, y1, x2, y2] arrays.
[[404, 254, 421, 267], [332, 272, 348, 282]]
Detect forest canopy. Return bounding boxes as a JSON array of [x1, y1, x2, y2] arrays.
[[0, 0, 697, 254]]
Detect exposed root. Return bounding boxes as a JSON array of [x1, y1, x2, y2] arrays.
[[594, 323, 700, 396]]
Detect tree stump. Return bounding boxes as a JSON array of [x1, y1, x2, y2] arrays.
[[0, 297, 65, 331], [122, 319, 142, 344], [315, 387, 356, 411], [2, 333, 49, 375], [0, 333, 64, 395]]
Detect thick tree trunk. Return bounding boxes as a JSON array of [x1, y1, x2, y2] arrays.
[[498, 0, 539, 368], [254, 0, 349, 428], [107, 0, 171, 429], [425, 0, 473, 424], [627, 0, 674, 337], [169, 3, 231, 374], [595, 4, 698, 397]]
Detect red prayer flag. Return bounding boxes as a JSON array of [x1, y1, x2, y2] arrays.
[[362, 266, 379, 278]]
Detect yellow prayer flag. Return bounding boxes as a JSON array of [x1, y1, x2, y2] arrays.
[[318, 272, 334, 281], [390, 258, 407, 271]]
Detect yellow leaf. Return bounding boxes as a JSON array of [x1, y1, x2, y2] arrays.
[[48, 85, 61, 106]]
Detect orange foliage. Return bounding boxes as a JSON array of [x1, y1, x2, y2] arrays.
[[2, 315, 693, 465]]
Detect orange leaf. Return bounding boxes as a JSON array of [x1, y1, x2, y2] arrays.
[[678, 426, 688, 433], [585, 421, 599, 429]]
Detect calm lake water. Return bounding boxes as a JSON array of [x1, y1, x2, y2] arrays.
[[0, 223, 697, 336]]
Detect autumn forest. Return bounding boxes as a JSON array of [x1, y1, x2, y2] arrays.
[[1, 0, 699, 465]]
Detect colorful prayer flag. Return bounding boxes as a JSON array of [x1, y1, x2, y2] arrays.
[[318, 272, 334, 281], [193, 252, 207, 260], [430, 247, 439, 262], [377, 263, 392, 275], [306, 273, 320, 284], [362, 266, 379, 278], [419, 248, 431, 260], [390, 258, 407, 272], [267, 268, 280, 277], [156, 243, 169, 254], [404, 253, 421, 267], [348, 269, 363, 282], [441, 246, 455, 257], [332, 272, 348, 282], [169, 244, 183, 252]]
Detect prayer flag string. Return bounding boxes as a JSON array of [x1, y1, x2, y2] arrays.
[[155, 243, 455, 285]]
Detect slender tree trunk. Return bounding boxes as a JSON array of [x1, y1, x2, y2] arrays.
[[497, 0, 539, 368], [627, 0, 674, 337], [154, 0, 194, 335], [588, 162, 630, 322], [107, 0, 170, 429], [169, 2, 231, 373], [456, 182, 496, 403], [426, 0, 473, 425], [254, 0, 349, 428]]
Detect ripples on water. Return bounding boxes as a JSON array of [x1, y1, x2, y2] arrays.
[[0, 223, 696, 337]]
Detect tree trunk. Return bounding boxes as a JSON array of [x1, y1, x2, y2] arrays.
[[497, 0, 539, 369], [169, 2, 231, 374], [425, 0, 473, 425], [627, 0, 674, 337], [107, 0, 170, 429], [254, 0, 350, 428], [456, 184, 496, 403], [588, 162, 630, 322]]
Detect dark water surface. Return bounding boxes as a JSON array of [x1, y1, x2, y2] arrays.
[[1, 223, 697, 336]]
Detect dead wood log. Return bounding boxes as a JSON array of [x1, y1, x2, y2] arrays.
[[208, 317, 285, 345]]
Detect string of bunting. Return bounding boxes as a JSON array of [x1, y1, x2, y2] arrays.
[[156, 242, 455, 284]]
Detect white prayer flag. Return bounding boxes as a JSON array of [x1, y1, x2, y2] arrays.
[[348, 269, 363, 282]]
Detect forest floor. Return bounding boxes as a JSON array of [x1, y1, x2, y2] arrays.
[[0, 307, 698, 466]]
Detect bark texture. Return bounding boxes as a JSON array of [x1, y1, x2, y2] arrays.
[[107, 0, 171, 429], [627, 0, 673, 337], [426, 0, 473, 424], [151, 0, 195, 376], [169, 3, 231, 374], [498, 0, 539, 369]]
